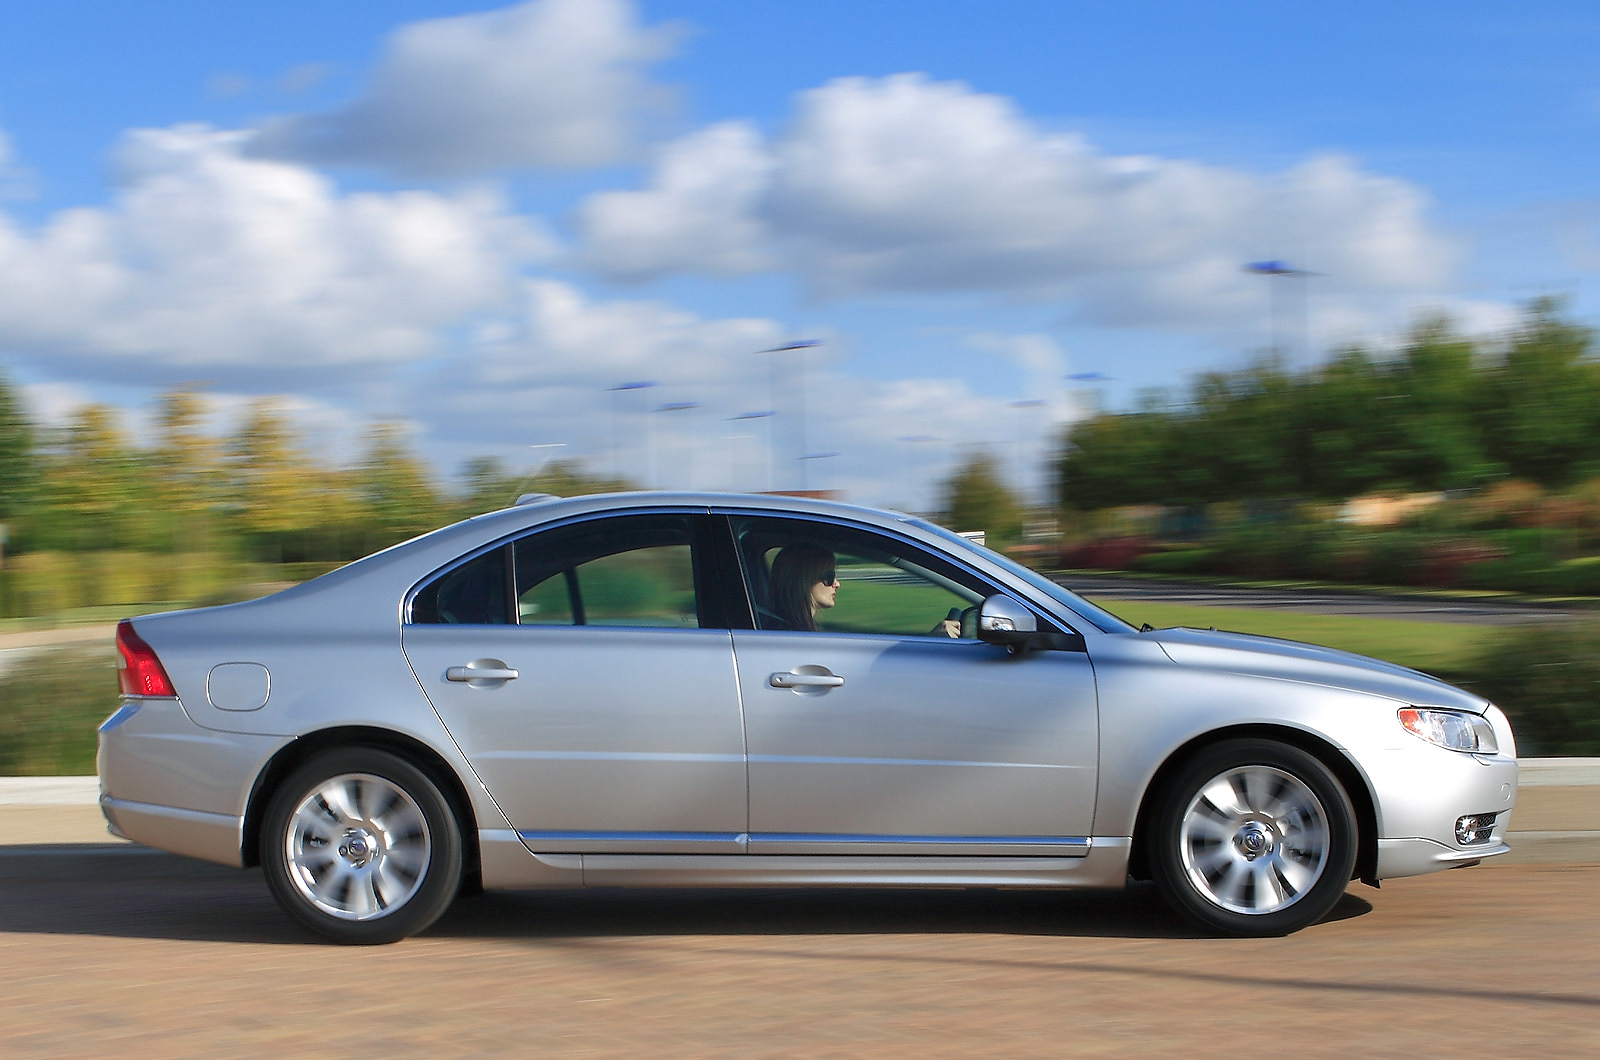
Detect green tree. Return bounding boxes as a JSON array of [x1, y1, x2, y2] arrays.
[[224, 400, 335, 560], [350, 422, 443, 550], [941, 451, 1023, 545], [1482, 299, 1599, 488], [151, 387, 221, 553], [0, 367, 35, 523], [27, 404, 156, 551]]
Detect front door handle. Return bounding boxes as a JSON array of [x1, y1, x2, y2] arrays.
[[769, 669, 845, 689], [446, 659, 519, 686]]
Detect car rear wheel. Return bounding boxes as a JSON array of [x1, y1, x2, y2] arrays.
[[262, 749, 462, 944], [1150, 739, 1357, 936]]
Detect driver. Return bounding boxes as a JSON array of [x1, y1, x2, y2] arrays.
[[768, 543, 960, 637]]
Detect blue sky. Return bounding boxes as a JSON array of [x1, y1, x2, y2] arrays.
[[1, 0, 1596, 509]]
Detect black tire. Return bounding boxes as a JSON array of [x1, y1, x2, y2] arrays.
[[1150, 739, 1357, 937], [261, 748, 463, 945]]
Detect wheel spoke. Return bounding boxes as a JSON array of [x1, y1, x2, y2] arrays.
[[1208, 860, 1251, 908], [1237, 766, 1280, 815], [1198, 777, 1247, 819], [1183, 814, 1234, 847], [1189, 843, 1235, 881], [1250, 860, 1290, 911], [318, 779, 361, 825], [1273, 850, 1318, 896]]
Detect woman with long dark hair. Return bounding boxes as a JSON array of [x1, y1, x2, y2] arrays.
[[767, 543, 838, 631]]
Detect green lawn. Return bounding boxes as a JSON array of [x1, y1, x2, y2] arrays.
[[1081, 597, 1501, 677]]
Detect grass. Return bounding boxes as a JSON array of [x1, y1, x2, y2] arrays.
[[1081, 598, 1501, 678]]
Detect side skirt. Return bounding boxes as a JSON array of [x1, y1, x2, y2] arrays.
[[479, 830, 1131, 890]]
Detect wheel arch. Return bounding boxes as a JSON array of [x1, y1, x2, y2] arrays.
[[242, 726, 482, 887], [1126, 723, 1379, 886]]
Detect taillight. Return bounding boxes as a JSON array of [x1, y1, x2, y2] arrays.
[[116, 620, 177, 697]]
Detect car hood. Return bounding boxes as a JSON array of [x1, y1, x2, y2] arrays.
[[1145, 626, 1490, 713]]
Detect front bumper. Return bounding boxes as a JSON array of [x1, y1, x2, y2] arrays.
[[1367, 706, 1518, 880]]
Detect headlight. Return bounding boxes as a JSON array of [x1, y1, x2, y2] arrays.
[[1398, 708, 1499, 753]]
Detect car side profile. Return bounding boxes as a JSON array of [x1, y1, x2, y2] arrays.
[[100, 492, 1518, 943]]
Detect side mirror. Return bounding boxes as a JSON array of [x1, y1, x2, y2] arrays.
[[977, 594, 1086, 655], [977, 594, 1036, 645]]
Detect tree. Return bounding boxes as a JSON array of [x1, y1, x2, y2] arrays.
[[224, 400, 337, 560], [350, 422, 443, 550], [151, 387, 221, 552], [941, 452, 1023, 545], [28, 404, 156, 551], [0, 367, 35, 523], [1482, 299, 1600, 487]]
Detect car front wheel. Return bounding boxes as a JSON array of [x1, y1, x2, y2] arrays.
[[261, 749, 462, 944], [1150, 739, 1357, 936]]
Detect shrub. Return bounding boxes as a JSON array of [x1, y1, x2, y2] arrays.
[[1459, 620, 1600, 756], [1058, 536, 1155, 570], [0, 646, 116, 775]]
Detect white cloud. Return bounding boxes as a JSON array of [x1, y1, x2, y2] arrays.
[[250, 0, 682, 176], [577, 74, 1459, 338], [575, 122, 776, 277], [455, 277, 782, 390], [0, 125, 547, 378]]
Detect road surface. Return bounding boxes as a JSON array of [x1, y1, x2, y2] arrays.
[[1, 858, 1595, 1058]]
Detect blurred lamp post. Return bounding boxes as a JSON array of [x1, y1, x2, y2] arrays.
[[1244, 261, 1318, 370], [654, 401, 701, 490], [729, 410, 775, 492], [607, 381, 657, 484], [896, 434, 941, 513], [800, 451, 839, 495], [1009, 399, 1048, 508], [757, 340, 822, 491]]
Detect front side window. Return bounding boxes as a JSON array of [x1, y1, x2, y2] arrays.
[[730, 515, 987, 638]]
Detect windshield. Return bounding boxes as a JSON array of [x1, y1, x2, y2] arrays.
[[907, 518, 1138, 634]]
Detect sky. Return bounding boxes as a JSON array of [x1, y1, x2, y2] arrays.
[[0, 0, 1597, 511]]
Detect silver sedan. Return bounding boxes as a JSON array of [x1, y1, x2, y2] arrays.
[[99, 492, 1518, 943]]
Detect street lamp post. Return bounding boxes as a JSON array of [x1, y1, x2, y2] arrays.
[[1244, 261, 1318, 370], [607, 381, 657, 485], [1009, 399, 1047, 508], [729, 410, 775, 492], [800, 451, 839, 495], [654, 401, 700, 490], [896, 434, 940, 513], [757, 340, 821, 491]]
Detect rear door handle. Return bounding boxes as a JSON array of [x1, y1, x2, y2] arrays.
[[446, 660, 519, 685], [769, 671, 844, 689]]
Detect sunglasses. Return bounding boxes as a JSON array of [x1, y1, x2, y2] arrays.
[[820, 571, 838, 587]]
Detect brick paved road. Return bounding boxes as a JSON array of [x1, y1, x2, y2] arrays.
[[1, 863, 1596, 1058]]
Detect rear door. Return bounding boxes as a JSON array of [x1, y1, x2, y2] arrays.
[[402, 511, 748, 854]]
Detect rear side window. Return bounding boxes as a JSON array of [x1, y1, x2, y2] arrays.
[[411, 547, 510, 625], [409, 512, 723, 629], [513, 514, 701, 629]]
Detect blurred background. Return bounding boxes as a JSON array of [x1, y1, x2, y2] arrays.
[[3, 1, 1600, 761]]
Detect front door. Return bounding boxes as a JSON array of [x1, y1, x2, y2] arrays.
[[725, 514, 1099, 856]]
